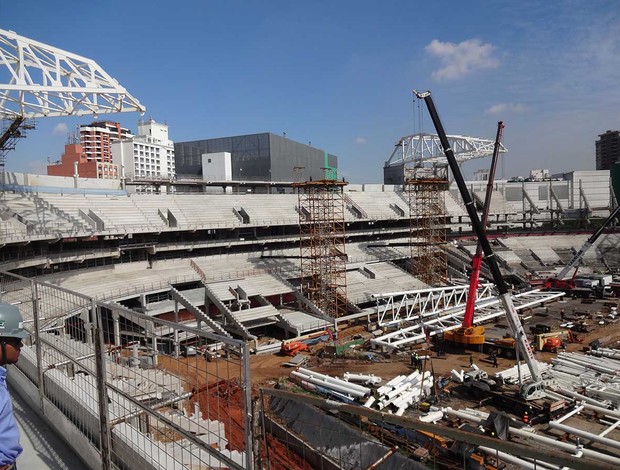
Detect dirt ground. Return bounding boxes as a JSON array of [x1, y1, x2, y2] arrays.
[[156, 295, 620, 469]]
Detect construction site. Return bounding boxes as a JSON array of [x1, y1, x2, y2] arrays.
[[2, 28, 620, 470]]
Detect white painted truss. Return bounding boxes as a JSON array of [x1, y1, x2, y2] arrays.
[[385, 132, 507, 166], [370, 289, 565, 350], [0, 28, 145, 118], [373, 283, 497, 326]]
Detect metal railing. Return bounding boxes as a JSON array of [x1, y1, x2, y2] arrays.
[[0, 271, 253, 470]]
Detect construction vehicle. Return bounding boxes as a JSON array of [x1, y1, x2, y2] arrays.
[[533, 332, 566, 352], [458, 368, 570, 424], [483, 336, 517, 358], [280, 341, 309, 356], [414, 90, 545, 401], [542, 204, 620, 292], [444, 121, 504, 347]]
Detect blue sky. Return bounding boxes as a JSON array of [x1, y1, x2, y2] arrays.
[[3, 1, 619, 183]]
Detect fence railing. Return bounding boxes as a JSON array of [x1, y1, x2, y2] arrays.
[[0, 271, 253, 470]]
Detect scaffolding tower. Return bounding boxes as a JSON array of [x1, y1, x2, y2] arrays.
[[406, 165, 449, 286], [294, 180, 348, 318]]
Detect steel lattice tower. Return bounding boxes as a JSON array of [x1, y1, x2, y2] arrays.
[[406, 166, 449, 286], [294, 180, 348, 318]]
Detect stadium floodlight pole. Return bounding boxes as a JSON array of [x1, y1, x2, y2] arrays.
[[413, 90, 541, 387]]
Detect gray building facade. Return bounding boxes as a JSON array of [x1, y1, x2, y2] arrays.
[[174, 132, 338, 182], [596, 130, 620, 171]]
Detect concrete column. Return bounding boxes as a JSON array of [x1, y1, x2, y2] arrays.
[[112, 311, 121, 347]]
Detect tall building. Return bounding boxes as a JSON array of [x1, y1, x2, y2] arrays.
[[80, 121, 133, 163], [596, 130, 620, 170], [46, 121, 128, 178], [174, 132, 338, 182], [111, 118, 175, 181]]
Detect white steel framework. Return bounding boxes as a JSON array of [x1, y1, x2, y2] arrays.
[[385, 133, 507, 166], [373, 283, 497, 326], [0, 28, 145, 118], [371, 288, 565, 350]]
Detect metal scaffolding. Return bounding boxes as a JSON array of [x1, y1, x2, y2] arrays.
[[406, 165, 449, 286], [294, 180, 348, 318]]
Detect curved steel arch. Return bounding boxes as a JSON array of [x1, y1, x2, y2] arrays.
[[0, 28, 145, 118]]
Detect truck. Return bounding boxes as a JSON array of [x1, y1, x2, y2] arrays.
[[415, 90, 546, 401], [542, 204, 620, 293], [458, 369, 571, 424]]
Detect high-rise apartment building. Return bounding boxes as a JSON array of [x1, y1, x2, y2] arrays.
[[111, 119, 175, 181], [596, 130, 620, 170], [46, 121, 129, 178], [80, 121, 133, 163]]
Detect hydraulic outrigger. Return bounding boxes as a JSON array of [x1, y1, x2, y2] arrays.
[[414, 90, 545, 400]]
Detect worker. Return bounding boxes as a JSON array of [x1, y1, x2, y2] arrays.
[[492, 352, 499, 368], [0, 302, 28, 469], [560, 309, 565, 321], [469, 354, 474, 367]]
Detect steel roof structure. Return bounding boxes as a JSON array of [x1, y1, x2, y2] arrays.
[[385, 132, 507, 167], [0, 28, 145, 118]]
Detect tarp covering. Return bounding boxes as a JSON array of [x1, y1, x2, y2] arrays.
[[484, 411, 511, 440], [269, 396, 426, 469]]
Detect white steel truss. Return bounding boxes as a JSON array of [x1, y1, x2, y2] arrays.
[[371, 289, 565, 350], [0, 29, 145, 118], [385, 133, 507, 166], [373, 283, 496, 326]]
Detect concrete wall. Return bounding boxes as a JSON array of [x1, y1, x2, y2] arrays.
[[1, 171, 123, 194]]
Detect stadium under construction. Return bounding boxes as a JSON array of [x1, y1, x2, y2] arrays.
[[2, 28, 620, 470]]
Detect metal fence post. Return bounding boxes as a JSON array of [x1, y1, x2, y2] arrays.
[[92, 300, 112, 470], [31, 280, 45, 410], [243, 343, 254, 470]]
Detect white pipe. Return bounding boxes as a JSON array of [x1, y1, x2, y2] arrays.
[[291, 371, 367, 399], [443, 407, 620, 466], [343, 372, 382, 385], [552, 387, 611, 407], [549, 420, 620, 451], [599, 418, 620, 438], [297, 368, 370, 395], [478, 446, 562, 470], [554, 405, 584, 424]]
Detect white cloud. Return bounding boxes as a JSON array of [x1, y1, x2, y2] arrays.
[[53, 123, 69, 136], [355, 137, 367, 145], [425, 39, 500, 81], [485, 103, 526, 115]]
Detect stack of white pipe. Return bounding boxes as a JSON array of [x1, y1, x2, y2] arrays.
[[343, 372, 382, 386], [494, 360, 552, 384], [367, 371, 434, 416], [290, 368, 371, 400]]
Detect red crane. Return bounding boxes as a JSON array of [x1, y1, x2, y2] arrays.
[[444, 121, 504, 346]]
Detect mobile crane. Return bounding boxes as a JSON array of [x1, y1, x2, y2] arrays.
[[444, 121, 504, 346], [414, 90, 545, 400], [542, 204, 620, 292]]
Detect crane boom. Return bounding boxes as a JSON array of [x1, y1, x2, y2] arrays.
[[555, 204, 620, 280], [413, 90, 542, 386], [462, 121, 504, 328]]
